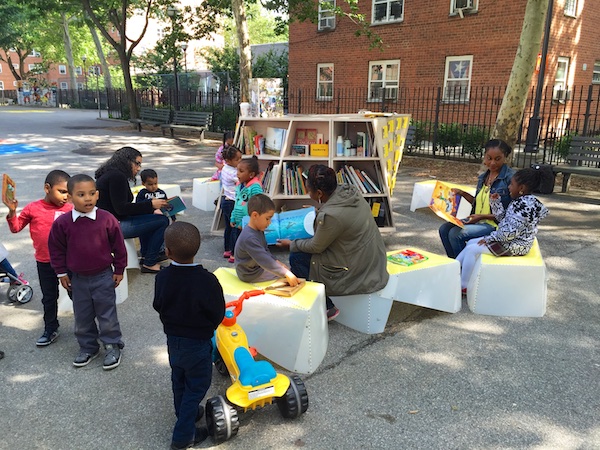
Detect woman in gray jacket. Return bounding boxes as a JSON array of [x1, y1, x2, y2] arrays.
[[277, 165, 389, 321]]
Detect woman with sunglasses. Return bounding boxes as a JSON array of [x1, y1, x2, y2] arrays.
[[95, 146, 169, 273]]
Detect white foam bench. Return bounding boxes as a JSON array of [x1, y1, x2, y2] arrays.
[[410, 179, 476, 218], [192, 177, 221, 211], [466, 239, 547, 317], [58, 269, 129, 314], [213, 267, 328, 374], [124, 238, 140, 270], [330, 248, 461, 334]]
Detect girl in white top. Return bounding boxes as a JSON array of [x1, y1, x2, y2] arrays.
[[220, 146, 242, 261]]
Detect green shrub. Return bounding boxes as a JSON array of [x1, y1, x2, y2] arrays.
[[437, 122, 462, 151], [409, 119, 431, 150], [555, 131, 576, 160], [462, 125, 490, 157]]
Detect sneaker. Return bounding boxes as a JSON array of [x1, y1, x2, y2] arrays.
[[461, 288, 467, 295], [73, 350, 100, 367], [228, 256, 235, 264], [36, 330, 59, 347], [327, 306, 340, 321], [223, 251, 232, 258], [170, 427, 208, 450], [103, 344, 121, 371], [10, 273, 29, 286]]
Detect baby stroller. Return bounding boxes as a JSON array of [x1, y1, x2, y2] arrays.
[[1, 271, 33, 304]]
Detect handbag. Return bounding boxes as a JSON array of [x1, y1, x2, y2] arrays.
[[486, 240, 512, 257]]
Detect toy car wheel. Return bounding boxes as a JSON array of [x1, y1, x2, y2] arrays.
[[206, 395, 239, 443], [214, 353, 229, 377], [15, 285, 33, 304], [276, 374, 309, 419]]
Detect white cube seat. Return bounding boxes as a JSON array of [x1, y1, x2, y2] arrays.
[[331, 248, 461, 334], [467, 239, 547, 317], [213, 267, 328, 374], [192, 177, 222, 211], [410, 179, 475, 218], [124, 238, 140, 269]]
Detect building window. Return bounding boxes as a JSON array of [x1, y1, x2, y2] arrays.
[[157, 27, 166, 39], [60, 82, 68, 89], [75, 66, 82, 75], [450, 0, 478, 15], [0, 81, 4, 90], [13, 81, 18, 87], [372, 0, 404, 24], [28, 64, 37, 71], [59, 65, 67, 74], [443, 55, 472, 102], [564, 0, 577, 17], [13, 64, 19, 70], [317, 63, 334, 100], [318, 0, 336, 30], [29, 49, 41, 57], [77, 82, 84, 90], [553, 57, 570, 101], [593, 61, 600, 84], [368, 60, 400, 101], [0, 65, 2, 74]]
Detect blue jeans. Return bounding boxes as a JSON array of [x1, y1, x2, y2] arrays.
[[439, 221, 496, 259], [0, 258, 18, 278], [167, 336, 213, 446], [289, 251, 334, 310], [120, 214, 169, 266]]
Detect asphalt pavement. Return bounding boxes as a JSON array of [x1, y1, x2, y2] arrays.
[[0, 106, 598, 450]]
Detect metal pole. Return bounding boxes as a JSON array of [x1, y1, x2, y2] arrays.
[[524, 0, 553, 153]]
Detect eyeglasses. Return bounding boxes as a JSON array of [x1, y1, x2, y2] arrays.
[[133, 160, 142, 167]]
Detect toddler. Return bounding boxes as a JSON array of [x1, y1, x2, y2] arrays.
[[457, 168, 549, 290], [211, 131, 234, 181], [220, 145, 242, 263]]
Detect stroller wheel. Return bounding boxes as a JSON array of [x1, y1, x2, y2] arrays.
[[12, 285, 33, 304], [7, 285, 18, 302]]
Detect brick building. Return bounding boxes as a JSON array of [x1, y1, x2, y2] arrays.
[[288, 0, 600, 105]]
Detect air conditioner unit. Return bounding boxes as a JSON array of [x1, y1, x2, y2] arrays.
[[553, 89, 571, 102], [319, 16, 335, 30], [455, 0, 473, 10]]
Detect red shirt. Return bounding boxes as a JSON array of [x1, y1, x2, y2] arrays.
[[7, 199, 73, 263]]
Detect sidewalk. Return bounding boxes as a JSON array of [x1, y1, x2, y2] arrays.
[[0, 108, 598, 449]]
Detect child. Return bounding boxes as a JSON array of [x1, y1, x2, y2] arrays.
[[457, 168, 549, 290], [211, 131, 234, 181], [135, 168, 176, 222], [220, 145, 242, 263], [230, 156, 264, 263], [235, 194, 299, 286], [153, 222, 225, 450], [48, 174, 127, 370], [6, 170, 71, 346]]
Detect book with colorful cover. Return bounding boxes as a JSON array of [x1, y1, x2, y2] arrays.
[[264, 127, 287, 156], [264, 279, 306, 297], [428, 180, 465, 228], [387, 249, 429, 266], [161, 196, 186, 217], [242, 206, 316, 245], [2, 174, 16, 207]]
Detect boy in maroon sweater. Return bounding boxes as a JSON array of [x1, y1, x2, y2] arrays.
[[49, 174, 127, 370]]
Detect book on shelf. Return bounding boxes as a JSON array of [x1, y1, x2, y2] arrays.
[[264, 279, 306, 297], [295, 129, 318, 145], [242, 206, 316, 245], [291, 144, 309, 157], [240, 126, 257, 155], [281, 162, 307, 195], [387, 249, 429, 266], [428, 181, 465, 228], [161, 196, 186, 217], [368, 198, 387, 226], [253, 134, 265, 155], [264, 127, 287, 156], [2, 174, 16, 208], [336, 165, 381, 194]]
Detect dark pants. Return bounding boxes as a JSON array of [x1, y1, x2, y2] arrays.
[[71, 268, 123, 353], [120, 214, 169, 266], [167, 336, 213, 446], [220, 198, 237, 253], [290, 251, 334, 310], [36, 261, 66, 333]]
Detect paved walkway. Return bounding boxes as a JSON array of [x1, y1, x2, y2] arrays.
[[0, 107, 599, 449]]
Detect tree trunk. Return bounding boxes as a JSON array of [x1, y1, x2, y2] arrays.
[[232, 0, 252, 103], [61, 12, 80, 105], [87, 21, 112, 90], [492, 0, 549, 150]]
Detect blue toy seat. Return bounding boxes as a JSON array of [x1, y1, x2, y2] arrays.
[[234, 347, 276, 387]]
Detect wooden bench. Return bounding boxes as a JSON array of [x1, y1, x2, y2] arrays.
[[161, 111, 212, 139], [552, 135, 600, 192], [129, 107, 172, 132]]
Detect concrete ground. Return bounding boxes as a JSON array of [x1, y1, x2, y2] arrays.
[[0, 107, 598, 450]]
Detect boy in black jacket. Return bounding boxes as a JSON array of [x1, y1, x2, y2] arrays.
[[153, 222, 225, 449]]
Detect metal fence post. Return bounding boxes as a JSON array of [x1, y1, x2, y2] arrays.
[[432, 87, 442, 154], [583, 84, 593, 136]]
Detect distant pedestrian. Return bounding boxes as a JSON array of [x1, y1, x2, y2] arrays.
[[153, 222, 225, 449]]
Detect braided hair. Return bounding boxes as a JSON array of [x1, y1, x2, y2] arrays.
[[238, 155, 260, 177], [513, 168, 541, 195], [484, 138, 512, 158]]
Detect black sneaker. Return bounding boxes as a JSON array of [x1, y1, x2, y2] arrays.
[[170, 427, 208, 450], [73, 350, 100, 367], [103, 344, 121, 370], [36, 330, 59, 347]]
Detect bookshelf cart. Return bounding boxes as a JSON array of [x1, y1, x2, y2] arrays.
[[211, 113, 411, 233]]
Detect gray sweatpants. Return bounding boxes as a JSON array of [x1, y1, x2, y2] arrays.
[[71, 268, 124, 353]]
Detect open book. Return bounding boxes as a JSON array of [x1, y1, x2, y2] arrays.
[[2, 174, 16, 208], [428, 181, 465, 228], [387, 250, 429, 266], [160, 196, 186, 217], [242, 206, 316, 245], [264, 279, 306, 297]]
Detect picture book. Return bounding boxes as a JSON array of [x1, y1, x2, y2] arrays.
[[387, 250, 429, 266], [428, 181, 465, 228], [295, 129, 318, 145], [264, 279, 306, 297], [161, 196, 186, 217], [2, 174, 16, 208], [264, 127, 287, 156], [242, 206, 316, 245]]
